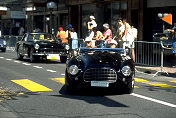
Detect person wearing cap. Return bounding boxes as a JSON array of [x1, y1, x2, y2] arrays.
[[87, 16, 97, 35], [109, 40, 118, 48], [102, 23, 112, 43], [56, 27, 67, 43]]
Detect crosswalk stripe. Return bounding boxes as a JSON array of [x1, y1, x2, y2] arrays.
[[11, 79, 52, 92], [50, 78, 65, 84]]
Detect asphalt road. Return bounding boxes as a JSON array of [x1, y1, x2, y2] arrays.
[[0, 50, 176, 118]]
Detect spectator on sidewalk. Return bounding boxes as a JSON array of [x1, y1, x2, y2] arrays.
[[71, 28, 78, 49], [102, 23, 112, 43], [123, 19, 135, 61], [18, 25, 25, 36], [113, 17, 125, 48], [87, 16, 97, 36], [56, 27, 67, 43]]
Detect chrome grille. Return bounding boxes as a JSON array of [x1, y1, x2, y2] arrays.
[[39, 48, 64, 54], [83, 68, 117, 82]]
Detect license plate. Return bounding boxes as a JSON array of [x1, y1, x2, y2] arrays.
[[91, 81, 109, 87], [47, 54, 60, 60]]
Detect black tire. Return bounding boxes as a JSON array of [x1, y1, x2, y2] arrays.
[[125, 76, 135, 94], [1, 48, 6, 52], [29, 48, 36, 63], [17, 48, 23, 60], [65, 70, 76, 94], [60, 56, 67, 63]]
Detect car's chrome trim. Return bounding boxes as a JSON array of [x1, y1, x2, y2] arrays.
[[83, 68, 117, 83]]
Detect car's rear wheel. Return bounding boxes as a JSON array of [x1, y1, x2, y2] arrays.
[[17, 48, 23, 60], [29, 48, 36, 63], [65, 70, 76, 94]]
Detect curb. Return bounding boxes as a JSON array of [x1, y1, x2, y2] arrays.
[[136, 66, 176, 78]]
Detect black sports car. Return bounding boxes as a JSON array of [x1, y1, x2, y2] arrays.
[[0, 38, 7, 52], [65, 46, 135, 94], [16, 33, 69, 62]]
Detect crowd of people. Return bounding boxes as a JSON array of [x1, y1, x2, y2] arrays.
[[56, 15, 136, 61], [85, 16, 136, 61]]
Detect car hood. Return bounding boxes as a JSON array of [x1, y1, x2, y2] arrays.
[[79, 51, 122, 70], [35, 41, 65, 49]]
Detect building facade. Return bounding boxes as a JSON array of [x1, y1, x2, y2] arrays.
[[66, 0, 176, 41]]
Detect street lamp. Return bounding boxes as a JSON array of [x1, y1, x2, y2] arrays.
[[47, 1, 55, 34], [158, 13, 168, 33]]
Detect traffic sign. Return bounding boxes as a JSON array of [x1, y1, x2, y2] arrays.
[[161, 13, 172, 25]]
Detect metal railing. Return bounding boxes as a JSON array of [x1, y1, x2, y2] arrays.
[[134, 41, 172, 77], [1, 35, 22, 49]]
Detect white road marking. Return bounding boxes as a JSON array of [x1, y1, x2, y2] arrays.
[[61, 74, 65, 76], [14, 61, 21, 63], [6, 58, 12, 60], [33, 66, 43, 69], [131, 93, 176, 108], [0, 57, 4, 59], [22, 63, 31, 66], [46, 69, 57, 73]]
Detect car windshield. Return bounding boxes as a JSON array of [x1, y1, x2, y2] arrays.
[[28, 33, 56, 41], [79, 47, 125, 54]]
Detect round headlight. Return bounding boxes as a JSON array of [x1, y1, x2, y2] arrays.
[[3, 40, 6, 45], [65, 44, 69, 50], [69, 65, 79, 75], [122, 66, 131, 76], [34, 44, 40, 49]]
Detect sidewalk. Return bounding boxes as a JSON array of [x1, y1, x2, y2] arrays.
[[136, 65, 176, 77]]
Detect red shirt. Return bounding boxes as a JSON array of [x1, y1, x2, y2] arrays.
[[103, 29, 112, 43]]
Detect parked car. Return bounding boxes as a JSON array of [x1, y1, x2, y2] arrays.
[[65, 46, 135, 94], [16, 33, 69, 63], [0, 38, 7, 52]]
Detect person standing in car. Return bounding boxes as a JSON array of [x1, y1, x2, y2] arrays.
[[123, 19, 135, 61]]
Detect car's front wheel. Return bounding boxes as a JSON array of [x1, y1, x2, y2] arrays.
[[17, 48, 23, 60], [29, 48, 36, 63], [65, 70, 76, 94], [125, 76, 135, 94]]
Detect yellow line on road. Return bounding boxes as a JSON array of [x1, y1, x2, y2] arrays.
[[169, 80, 176, 83], [11, 79, 52, 92], [135, 78, 149, 82], [134, 86, 139, 88], [147, 82, 176, 88], [50, 78, 65, 84]]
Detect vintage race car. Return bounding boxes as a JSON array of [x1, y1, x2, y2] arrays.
[[16, 33, 69, 63], [0, 38, 7, 52], [65, 46, 135, 94]]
